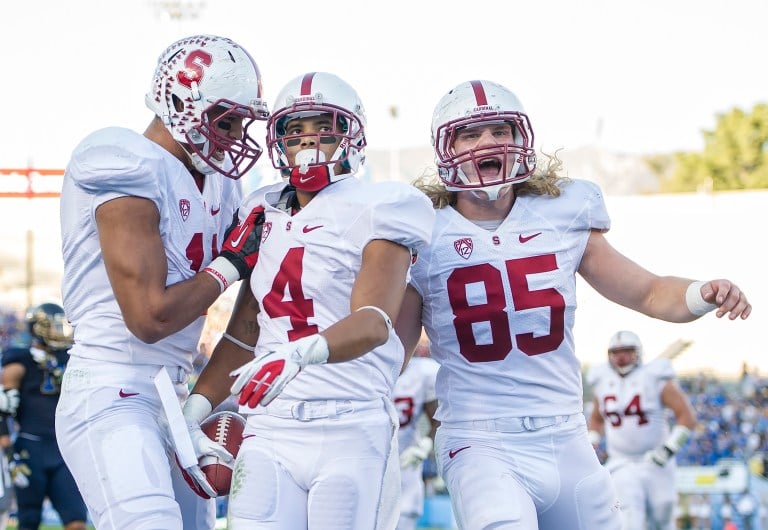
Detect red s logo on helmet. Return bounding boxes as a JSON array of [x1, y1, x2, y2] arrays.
[[177, 50, 212, 89]]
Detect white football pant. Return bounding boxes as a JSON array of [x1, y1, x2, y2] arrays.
[[228, 398, 397, 530], [436, 414, 622, 530], [55, 357, 214, 530]]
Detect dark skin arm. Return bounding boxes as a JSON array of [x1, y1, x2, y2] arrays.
[[394, 284, 425, 374], [96, 196, 223, 343], [191, 281, 261, 410], [322, 239, 412, 362], [424, 398, 440, 440]]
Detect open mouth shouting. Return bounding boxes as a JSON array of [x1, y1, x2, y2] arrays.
[[477, 157, 503, 181]]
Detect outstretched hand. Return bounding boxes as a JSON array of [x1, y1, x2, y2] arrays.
[[701, 279, 751, 320]]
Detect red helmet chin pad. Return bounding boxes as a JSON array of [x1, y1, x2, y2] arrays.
[[289, 165, 331, 192]]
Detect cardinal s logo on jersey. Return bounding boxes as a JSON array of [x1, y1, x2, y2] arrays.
[[454, 238, 473, 260], [179, 199, 191, 221]]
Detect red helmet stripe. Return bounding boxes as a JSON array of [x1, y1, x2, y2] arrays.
[[300, 72, 317, 96], [470, 80, 488, 106]]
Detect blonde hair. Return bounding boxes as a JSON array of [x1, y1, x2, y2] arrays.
[[413, 149, 570, 209]]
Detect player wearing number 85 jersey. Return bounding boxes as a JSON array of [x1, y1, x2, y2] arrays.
[[394, 79, 752, 530], [57, 35, 269, 530]]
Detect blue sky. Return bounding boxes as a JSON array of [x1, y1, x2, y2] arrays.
[[2, 0, 767, 169]]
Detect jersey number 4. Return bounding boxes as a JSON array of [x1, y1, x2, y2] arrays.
[[448, 255, 565, 362], [262, 248, 319, 341]]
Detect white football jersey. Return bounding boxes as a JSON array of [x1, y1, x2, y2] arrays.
[[410, 179, 610, 422], [60, 127, 242, 371], [587, 358, 675, 459], [241, 178, 435, 405], [394, 356, 440, 451]]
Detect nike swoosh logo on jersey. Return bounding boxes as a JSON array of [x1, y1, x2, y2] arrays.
[[448, 446, 471, 459], [518, 232, 541, 243], [119, 389, 140, 398], [302, 225, 323, 233], [211, 206, 221, 215]]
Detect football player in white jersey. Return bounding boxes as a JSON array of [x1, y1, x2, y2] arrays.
[[587, 330, 696, 530], [56, 35, 269, 530], [394, 343, 440, 530], [393, 79, 752, 530], [183, 71, 435, 529]]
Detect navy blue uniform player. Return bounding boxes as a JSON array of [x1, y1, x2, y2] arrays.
[[0, 303, 87, 530]]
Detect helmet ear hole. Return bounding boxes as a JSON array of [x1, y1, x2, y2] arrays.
[[172, 94, 184, 112]]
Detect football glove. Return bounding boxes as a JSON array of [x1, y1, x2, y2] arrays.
[[644, 425, 691, 467], [400, 437, 433, 469], [644, 445, 674, 467], [231, 335, 329, 408], [204, 206, 265, 291], [0, 385, 20, 415], [9, 451, 31, 488], [179, 394, 232, 499]]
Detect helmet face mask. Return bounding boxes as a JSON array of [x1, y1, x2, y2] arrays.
[[431, 80, 536, 200], [26, 303, 74, 350], [607, 330, 643, 376], [145, 35, 269, 179], [267, 72, 366, 192]]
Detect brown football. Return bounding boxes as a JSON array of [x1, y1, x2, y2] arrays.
[[199, 411, 246, 496]]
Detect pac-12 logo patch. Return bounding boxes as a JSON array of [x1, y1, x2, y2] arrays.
[[261, 222, 272, 244], [454, 238, 473, 260], [179, 199, 191, 221]]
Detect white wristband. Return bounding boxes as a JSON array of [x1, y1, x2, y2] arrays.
[[663, 424, 691, 453], [293, 334, 330, 366], [182, 393, 213, 425], [356, 305, 393, 334], [685, 281, 718, 316], [203, 256, 241, 292]]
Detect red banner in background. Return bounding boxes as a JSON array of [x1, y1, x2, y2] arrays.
[[0, 168, 64, 198]]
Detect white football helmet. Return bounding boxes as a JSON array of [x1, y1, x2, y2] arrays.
[[607, 330, 643, 376], [145, 35, 269, 179], [431, 80, 536, 200], [266, 72, 366, 192]]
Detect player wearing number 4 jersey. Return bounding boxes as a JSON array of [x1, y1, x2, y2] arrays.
[[57, 35, 269, 530], [186, 71, 435, 530], [587, 330, 696, 530], [394, 79, 752, 530]]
